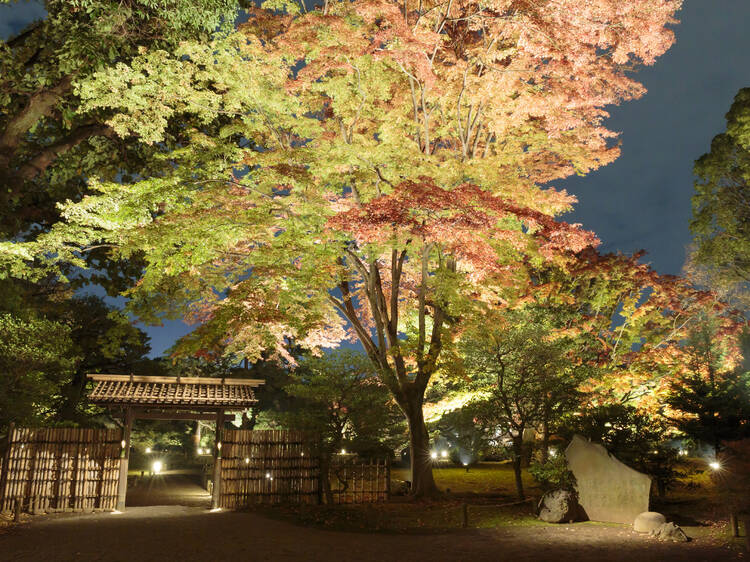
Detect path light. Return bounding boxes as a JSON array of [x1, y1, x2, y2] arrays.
[[709, 461, 721, 471], [152, 460, 163, 474], [430, 451, 438, 460], [441, 450, 448, 458]]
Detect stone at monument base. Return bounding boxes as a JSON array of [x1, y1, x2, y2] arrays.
[[565, 434, 651, 525], [633, 511, 666, 533], [538, 489, 579, 523], [651, 522, 689, 542]]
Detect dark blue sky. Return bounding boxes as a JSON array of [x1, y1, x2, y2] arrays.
[[2, 1, 749, 356]]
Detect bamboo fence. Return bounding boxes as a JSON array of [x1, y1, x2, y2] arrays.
[[218, 429, 390, 507], [0, 426, 122, 514], [219, 429, 320, 507], [328, 457, 390, 504]]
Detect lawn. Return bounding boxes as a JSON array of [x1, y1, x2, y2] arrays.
[[391, 460, 540, 497], [254, 456, 746, 556], [258, 462, 545, 533]]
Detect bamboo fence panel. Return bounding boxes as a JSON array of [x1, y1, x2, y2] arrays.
[[328, 457, 390, 504], [219, 429, 320, 508], [0, 427, 123, 514], [218, 429, 390, 507]]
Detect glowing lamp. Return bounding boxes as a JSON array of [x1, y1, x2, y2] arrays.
[[145, 447, 152, 454], [244, 457, 250, 464], [152, 460, 163, 474], [430, 451, 438, 460], [709, 461, 721, 471], [440, 450, 448, 458], [340, 448, 346, 455]]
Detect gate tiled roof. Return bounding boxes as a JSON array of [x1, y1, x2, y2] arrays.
[[87, 374, 262, 409]]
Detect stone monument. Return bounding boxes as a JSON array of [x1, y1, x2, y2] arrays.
[[565, 434, 651, 524]]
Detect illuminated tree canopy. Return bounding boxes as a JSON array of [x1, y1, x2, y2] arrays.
[[0, 0, 685, 495]]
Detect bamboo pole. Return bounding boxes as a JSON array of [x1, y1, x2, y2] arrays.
[[0, 422, 14, 512], [211, 411, 225, 509], [116, 408, 134, 511]]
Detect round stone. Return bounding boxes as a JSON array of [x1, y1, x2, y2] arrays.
[[633, 511, 667, 533]]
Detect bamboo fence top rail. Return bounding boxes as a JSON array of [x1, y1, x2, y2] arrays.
[[87, 375, 261, 408]]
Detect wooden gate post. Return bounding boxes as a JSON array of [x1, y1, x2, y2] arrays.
[[211, 411, 225, 509], [116, 408, 134, 511], [0, 422, 14, 512]]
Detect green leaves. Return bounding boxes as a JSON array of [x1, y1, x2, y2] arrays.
[[690, 87, 750, 303]]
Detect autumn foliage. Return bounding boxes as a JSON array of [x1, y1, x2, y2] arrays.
[[1, 0, 686, 495]]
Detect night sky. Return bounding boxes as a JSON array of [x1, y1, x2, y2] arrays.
[[2, 1, 749, 357]]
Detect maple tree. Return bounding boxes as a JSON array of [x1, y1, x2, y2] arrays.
[[459, 305, 591, 500], [1, 0, 683, 495]]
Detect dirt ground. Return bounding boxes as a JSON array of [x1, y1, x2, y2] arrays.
[[0, 472, 743, 562], [125, 471, 211, 508]]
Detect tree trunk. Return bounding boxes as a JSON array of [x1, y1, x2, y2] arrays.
[[58, 370, 86, 421], [192, 422, 201, 452], [402, 398, 438, 498], [319, 454, 334, 505], [512, 435, 525, 500], [541, 417, 550, 464], [656, 479, 666, 498]]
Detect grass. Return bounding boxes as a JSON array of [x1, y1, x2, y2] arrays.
[[257, 457, 746, 546], [254, 497, 543, 533], [392, 460, 540, 497], [255, 462, 544, 533]]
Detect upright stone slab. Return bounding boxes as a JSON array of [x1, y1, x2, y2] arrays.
[[565, 434, 651, 524]]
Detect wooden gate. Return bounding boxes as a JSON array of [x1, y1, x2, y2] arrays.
[[0, 425, 123, 514], [218, 429, 390, 507]]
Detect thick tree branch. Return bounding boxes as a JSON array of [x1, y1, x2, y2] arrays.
[[0, 75, 74, 170], [17, 123, 114, 182]]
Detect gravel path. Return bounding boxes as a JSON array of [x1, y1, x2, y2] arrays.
[[125, 471, 211, 508]]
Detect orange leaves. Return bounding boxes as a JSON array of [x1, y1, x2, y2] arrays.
[[327, 178, 598, 278]]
